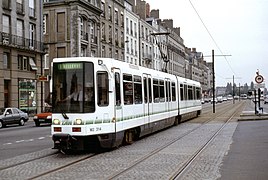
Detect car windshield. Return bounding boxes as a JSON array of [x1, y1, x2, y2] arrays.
[[0, 108, 5, 115]]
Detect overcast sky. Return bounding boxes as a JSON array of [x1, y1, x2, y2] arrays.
[[146, 0, 268, 87]]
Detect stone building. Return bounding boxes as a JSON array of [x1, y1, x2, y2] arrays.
[[0, 0, 44, 115], [43, 0, 102, 101]]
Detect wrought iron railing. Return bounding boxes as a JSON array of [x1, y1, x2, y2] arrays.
[[0, 31, 45, 52]]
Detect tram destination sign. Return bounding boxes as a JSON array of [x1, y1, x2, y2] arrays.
[[58, 63, 82, 70]]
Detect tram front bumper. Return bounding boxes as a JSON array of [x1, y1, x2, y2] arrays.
[[52, 133, 77, 150]]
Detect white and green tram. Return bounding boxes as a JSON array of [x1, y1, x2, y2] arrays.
[[51, 57, 202, 152]]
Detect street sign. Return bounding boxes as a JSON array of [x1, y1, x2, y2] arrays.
[[255, 75, 264, 84], [38, 75, 48, 81]]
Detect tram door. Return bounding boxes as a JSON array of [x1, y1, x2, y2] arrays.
[[143, 74, 153, 129], [114, 69, 123, 132], [165, 78, 171, 117]]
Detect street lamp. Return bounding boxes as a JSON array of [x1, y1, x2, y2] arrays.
[[151, 32, 170, 72]]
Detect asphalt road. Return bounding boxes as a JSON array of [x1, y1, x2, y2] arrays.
[[0, 120, 53, 161]]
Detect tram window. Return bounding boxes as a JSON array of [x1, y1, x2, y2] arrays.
[[180, 84, 184, 101], [143, 77, 148, 103], [165, 80, 170, 102], [188, 85, 193, 100], [153, 78, 159, 103], [184, 85, 187, 100], [123, 74, 133, 105], [97, 72, 109, 106], [196, 87, 201, 100], [115, 72, 121, 106], [172, 82, 176, 101], [159, 80, 164, 102], [193, 86, 196, 100], [84, 62, 95, 112], [134, 75, 142, 104], [148, 78, 152, 103]]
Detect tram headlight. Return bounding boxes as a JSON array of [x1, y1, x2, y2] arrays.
[[75, 119, 83, 125], [53, 119, 60, 125]]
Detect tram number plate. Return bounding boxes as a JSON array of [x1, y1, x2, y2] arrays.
[[89, 127, 102, 132]]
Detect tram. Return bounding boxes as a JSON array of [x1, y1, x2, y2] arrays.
[[51, 57, 202, 151]]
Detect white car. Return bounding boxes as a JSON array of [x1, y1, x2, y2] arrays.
[[264, 96, 268, 104]]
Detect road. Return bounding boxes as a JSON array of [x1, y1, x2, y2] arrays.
[[0, 120, 53, 161]]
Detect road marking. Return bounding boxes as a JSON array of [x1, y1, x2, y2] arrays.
[[2, 136, 50, 146]]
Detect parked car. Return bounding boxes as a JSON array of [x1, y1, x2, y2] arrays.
[[217, 96, 223, 103], [0, 107, 29, 128], [33, 107, 52, 127]]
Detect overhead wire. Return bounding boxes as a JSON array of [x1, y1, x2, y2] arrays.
[[188, 0, 237, 77]]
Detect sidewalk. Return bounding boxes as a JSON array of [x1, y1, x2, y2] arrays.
[[219, 101, 268, 180], [238, 100, 268, 121]]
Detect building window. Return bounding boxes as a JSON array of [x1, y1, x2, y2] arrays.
[[108, 25, 112, 42], [3, 0, 11, 9], [101, 46, 105, 57], [57, 12, 65, 33], [109, 48, 112, 58], [29, 0, 35, 17], [44, 54, 49, 69], [115, 9, 118, 24], [101, 1, 105, 17], [29, 23, 35, 48], [18, 55, 30, 71], [81, 46, 86, 57], [3, 15, 10, 34], [16, 0, 24, 14], [108, 6, 112, 21], [16, 19, 24, 45], [121, 12, 124, 27], [43, 14, 48, 34], [101, 22, 105, 40], [3, 52, 10, 69]]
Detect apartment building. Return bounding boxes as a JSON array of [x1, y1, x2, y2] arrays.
[[43, 0, 102, 100], [0, 0, 44, 114], [100, 0, 125, 60]]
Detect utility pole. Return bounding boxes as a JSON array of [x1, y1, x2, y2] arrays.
[[204, 50, 231, 113]]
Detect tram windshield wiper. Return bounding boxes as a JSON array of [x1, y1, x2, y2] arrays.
[[58, 102, 69, 119], [62, 111, 69, 119]]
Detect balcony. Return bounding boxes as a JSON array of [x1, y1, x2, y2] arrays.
[[81, 31, 88, 41], [0, 32, 45, 53]]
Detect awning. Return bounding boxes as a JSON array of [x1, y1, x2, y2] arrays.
[[29, 58, 37, 71]]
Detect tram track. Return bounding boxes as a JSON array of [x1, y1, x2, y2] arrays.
[[169, 101, 245, 179], [0, 101, 245, 179], [105, 101, 245, 179]]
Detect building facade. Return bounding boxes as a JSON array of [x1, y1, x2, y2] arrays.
[[43, 0, 102, 101], [0, 0, 44, 115]]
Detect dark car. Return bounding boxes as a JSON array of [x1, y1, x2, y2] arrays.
[[0, 107, 29, 128], [33, 107, 52, 126]]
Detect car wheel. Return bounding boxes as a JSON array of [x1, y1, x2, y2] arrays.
[[0, 121, 3, 129], [19, 119, 25, 126], [35, 121, 40, 127]]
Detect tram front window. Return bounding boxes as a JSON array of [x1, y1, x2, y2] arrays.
[[52, 62, 95, 113]]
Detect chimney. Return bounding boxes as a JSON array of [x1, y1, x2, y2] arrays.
[[162, 19, 173, 29], [150, 9, 159, 19], [173, 27, 180, 36]]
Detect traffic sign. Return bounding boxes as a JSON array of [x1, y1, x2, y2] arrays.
[[255, 75, 264, 84]]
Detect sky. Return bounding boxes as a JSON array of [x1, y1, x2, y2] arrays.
[[145, 0, 268, 87]]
